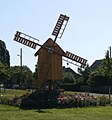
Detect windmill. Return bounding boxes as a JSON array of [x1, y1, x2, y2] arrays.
[[13, 14, 87, 91]]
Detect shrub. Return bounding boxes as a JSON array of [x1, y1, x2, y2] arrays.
[[0, 96, 10, 105], [0, 90, 110, 108], [98, 95, 109, 106], [57, 92, 99, 108]]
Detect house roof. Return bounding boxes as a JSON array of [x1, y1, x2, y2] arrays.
[[63, 66, 80, 77], [34, 38, 65, 56], [90, 59, 103, 70]]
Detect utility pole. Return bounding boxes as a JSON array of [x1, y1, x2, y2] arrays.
[[20, 48, 22, 88], [109, 46, 111, 105], [18, 48, 22, 88]]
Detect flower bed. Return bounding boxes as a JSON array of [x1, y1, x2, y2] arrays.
[[0, 90, 109, 108], [57, 92, 98, 108]]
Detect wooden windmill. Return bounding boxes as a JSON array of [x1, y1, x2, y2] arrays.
[[13, 14, 87, 90]]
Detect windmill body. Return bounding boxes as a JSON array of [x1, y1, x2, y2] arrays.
[[34, 38, 65, 89]]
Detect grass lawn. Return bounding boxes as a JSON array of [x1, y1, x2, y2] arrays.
[[0, 90, 112, 120], [0, 105, 112, 120], [0, 89, 30, 98]]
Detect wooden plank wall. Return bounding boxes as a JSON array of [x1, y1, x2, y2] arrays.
[[38, 46, 62, 82]]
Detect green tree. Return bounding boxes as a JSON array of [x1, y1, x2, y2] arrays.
[[78, 64, 90, 85], [0, 63, 10, 85], [9, 65, 33, 88], [102, 50, 112, 77], [87, 71, 109, 86], [33, 62, 39, 80], [22, 65, 33, 88], [62, 72, 76, 84], [87, 50, 112, 86], [0, 40, 10, 66]]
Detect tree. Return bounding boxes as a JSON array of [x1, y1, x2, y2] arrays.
[[102, 50, 112, 77], [22, 65, 33, 88], [0, 63, 10, 85], [8, 65, 33, 88], [87, 50, 112, 86], [61, 71, 76, 84], [78, 64, 90, 85], [33, 62, 39, 80], [87, 71, 109, 86], [0, 40, 10, 66]]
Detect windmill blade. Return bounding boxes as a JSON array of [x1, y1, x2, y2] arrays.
[[62, 58, 83, 68], [13, 31, 61, 56], [52, 14, 69, 42], [13, 31, 40, 49], [63, 51, 87, 68]]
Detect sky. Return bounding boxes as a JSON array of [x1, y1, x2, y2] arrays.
[[1, 0, 112, 72]]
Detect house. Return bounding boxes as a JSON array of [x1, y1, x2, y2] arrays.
[[62, 66, 80, 78], [90, 59, 103, 70]]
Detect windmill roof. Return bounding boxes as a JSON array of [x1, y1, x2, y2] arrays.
[[34, 38, 65, 56]]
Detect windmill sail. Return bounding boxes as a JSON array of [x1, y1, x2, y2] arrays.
[[13, 31, 40, 49], [52, 14, 69, 42], [63, 51, 87, 68]]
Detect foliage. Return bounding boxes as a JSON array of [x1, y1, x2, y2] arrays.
[[0, 63, 10, 85], [77, 64, 90, 85], [87, 71, 110, 86], [0, 97, 10, 105], [86, 50, 112, 86], [98, 95, 109, 106], [0, 64, 34, 88], [59, 84, 80, 91], [57, 92, 98, 108], [1, 90, 109, 109], [33, 62, 39, 80], [0, 40, 35, 89], [0, 90, 30, 105], [19, 90, 59, 109], [77, 50, 112, 87], [8, 65, 33, 88], [0, 40, 10, 66], [0, 89, 30, 98], [62, 72, 76, 84]]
